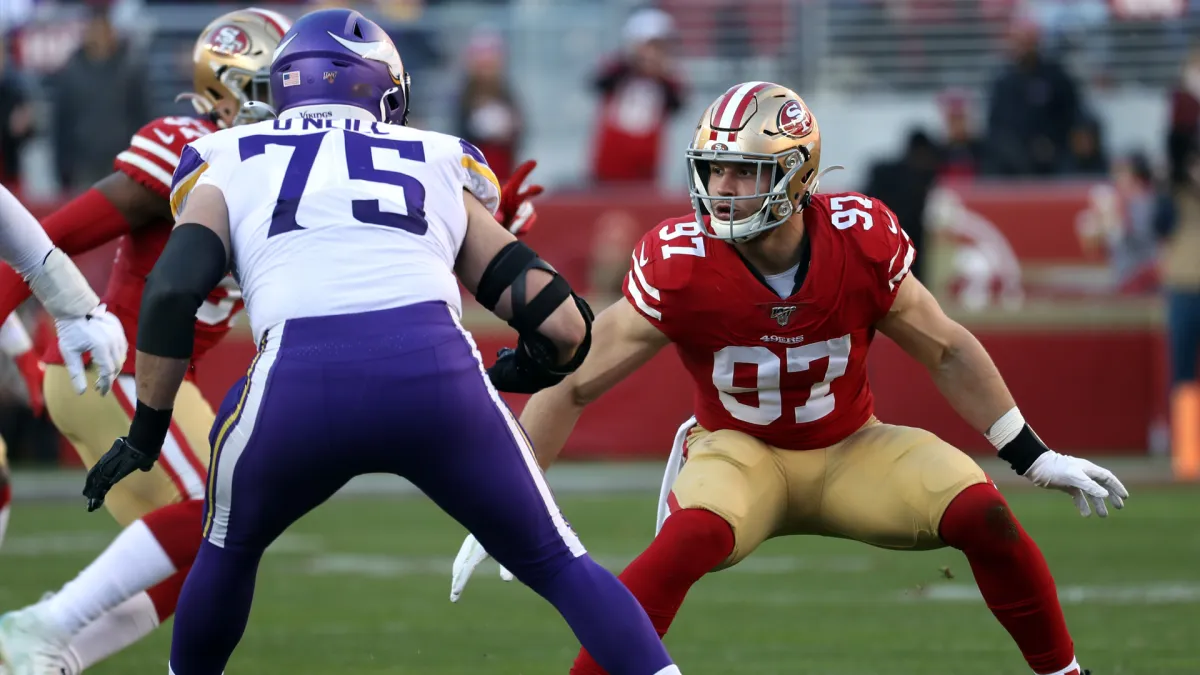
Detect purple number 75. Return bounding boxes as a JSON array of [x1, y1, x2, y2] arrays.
[[239, 132, 428, 238]]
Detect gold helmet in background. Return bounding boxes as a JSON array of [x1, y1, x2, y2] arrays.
[[181, 7, 292, 126], [687, 81, 823, 242]]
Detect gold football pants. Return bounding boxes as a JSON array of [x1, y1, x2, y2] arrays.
[[669, 419, 989, 568], [44, 364, 213, 526]]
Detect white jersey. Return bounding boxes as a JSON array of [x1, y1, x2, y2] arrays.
[[167, 107, 501, 342]]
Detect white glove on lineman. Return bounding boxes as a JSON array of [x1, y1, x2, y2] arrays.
[[450, 533, 513, 602], [55, 304, 128, 396], [1023, 450, 1129, 518]]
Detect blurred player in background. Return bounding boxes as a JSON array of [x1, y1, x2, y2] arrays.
[[0, 185, 127, 555], [79, 9, 679, 675], [453, 82, 1129, 675]]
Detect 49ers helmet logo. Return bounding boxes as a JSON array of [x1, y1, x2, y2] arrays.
[[207, 25, 251, 56], [777, 99, 813, 138]]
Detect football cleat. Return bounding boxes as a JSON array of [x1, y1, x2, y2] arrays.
[[0, 606, 77, 675]]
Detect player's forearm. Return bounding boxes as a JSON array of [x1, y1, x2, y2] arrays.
[[133, 353, 188, 410], [929, 324, 1017, 435], [519, 384, 587, 472]]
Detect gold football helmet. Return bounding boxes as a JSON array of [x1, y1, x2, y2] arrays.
[[181, 7, 292, 126], [687, 82, 823, 241]]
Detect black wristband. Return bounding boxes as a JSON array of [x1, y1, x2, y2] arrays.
[[128, 401, 173, 453], [997, 425, 1049, 476]]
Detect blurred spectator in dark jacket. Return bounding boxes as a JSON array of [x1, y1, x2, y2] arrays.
[[453, 31, 521, 183], [984, 20, 1082, 176], [865, 129, 940, 280], [936, 89, 985, 180], [1063, 114, 1108, 176], [49, 4, 148, 193], [591, 7, 685, 185], [0, 36, 35, 192], [1168, 47, 1200, 187]]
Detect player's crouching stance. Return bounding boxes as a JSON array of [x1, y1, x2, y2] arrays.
[[80, 9, 681, 675], [452, 83, 1128, 675]]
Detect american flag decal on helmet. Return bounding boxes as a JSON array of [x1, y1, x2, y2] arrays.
[[708, 81, 772, 143], [282, 71, 301, 87]]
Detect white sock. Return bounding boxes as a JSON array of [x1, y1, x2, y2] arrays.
[[67, 591, 160, 670], [1041, 657, 1081, 675], [0, 503, 10, 551], [43, 520, 176, 635], [653, 667, 682, 675]]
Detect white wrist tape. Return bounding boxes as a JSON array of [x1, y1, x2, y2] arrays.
[[985, 406, 1025, 450], [25, 248, 100, 319], [0, 315, 32, 357]]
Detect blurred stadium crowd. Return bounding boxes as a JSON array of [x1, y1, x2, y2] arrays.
[[0, 0, 1198, 475]]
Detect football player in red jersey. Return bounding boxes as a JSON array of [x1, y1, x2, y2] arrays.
[[452, 82, 1127, 675]]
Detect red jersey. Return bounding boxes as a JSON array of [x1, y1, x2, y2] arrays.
[[42, 116, 243, 374], [622, 193, 915, 450]]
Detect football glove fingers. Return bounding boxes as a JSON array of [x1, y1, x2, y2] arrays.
[[506, 200, 539, 237], [54, 304, 128, 396], [1025, 451, 1126, 518], [451, 534, 490, 603], [83, 437, 158, 513], [487, 345, 557, 394], [496, 160, 544, 237]]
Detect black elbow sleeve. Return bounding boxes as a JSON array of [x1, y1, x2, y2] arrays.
[[137, 224, 228, 359]]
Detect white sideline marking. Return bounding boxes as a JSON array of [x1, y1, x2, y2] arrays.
[[1, 532, 324, 557], [299, 553, 873, 578]]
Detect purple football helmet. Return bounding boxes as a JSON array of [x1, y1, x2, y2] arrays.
[[270, 8, 410, 125]]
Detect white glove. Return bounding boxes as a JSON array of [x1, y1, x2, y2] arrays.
[[450, 533, 513, 603], [55, 304, 128, 396], [1023, 450, 1129, 517]]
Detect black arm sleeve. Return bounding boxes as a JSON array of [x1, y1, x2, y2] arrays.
[[137, 224, 228, 359]]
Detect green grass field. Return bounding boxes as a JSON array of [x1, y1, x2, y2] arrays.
[[2, 483, 1198, 675]]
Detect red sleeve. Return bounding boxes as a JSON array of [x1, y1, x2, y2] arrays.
[[621, 216, 702, 338], [821, 192, 916, 318], [858, 197, 915, 315], [114, 117, 215, 200]]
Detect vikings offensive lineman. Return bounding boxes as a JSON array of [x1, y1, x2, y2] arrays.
[[80, 9, 680, 675]]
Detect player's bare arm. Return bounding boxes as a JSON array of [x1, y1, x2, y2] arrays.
[[456, 190, 595, 395], [93, 171, 174, 231], [522, 297, 670, 471], [456, 190, 585, 359], [876, 273, 1129, 516], [83, 184, 231, 512], [875, 274, 1015, 433]]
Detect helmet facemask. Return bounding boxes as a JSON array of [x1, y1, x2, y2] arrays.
[[687, 146, 810, 243]]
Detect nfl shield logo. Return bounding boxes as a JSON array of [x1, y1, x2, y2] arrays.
[[770, 305, 797, 326], [323, 71, 338, 84]]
